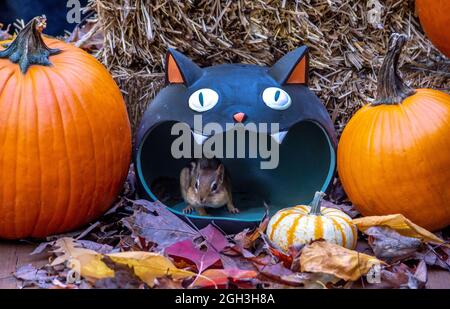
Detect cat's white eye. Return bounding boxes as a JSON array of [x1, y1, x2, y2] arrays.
[[189, 88, 219, 112], [262, 87, 291, 110]]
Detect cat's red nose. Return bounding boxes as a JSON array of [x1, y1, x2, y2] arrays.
[[233, 112, 246, 123]]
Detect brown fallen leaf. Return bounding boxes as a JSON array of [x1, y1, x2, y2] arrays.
[[0, 23, 12, 41], [320, 200, 360, 219], [14, 264, 57, 288], [373, 261, 427, 289], [411, 260, 428, 289], [353, 214, 444, 244], [122, 200, 198, 250], [415, 245, 450, 271], [327, 178, 350, 204], [94, 256, 145, 289], [233, 215, 269, 250], [300, 241, 384, 281], [256, 262, 339, 289], [154, 276, 185, 289], [220, 254, 257, 272], [266, 272, 340, 289], [76, 240, 114, 254], [365, 226, 422, 262]]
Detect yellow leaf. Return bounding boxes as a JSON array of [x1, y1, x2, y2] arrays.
[[107, 252, 195, 285], [51, 238, 194, 286], [352, 214, 444, 244], [75, 254, 115, 280], [51, 238, 98, 266], [300, 241, 384, 281]]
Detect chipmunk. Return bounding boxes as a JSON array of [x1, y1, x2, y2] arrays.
[[180, 158, 239, 216]]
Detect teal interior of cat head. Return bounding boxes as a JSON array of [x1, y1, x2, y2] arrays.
[[135, 46, 337, 232]]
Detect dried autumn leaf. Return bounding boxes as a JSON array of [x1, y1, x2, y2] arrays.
[[51, 238, 98, 266], [320, 199, 360, 218], [256, 262, 294, 284], [122, 200, 197, 250], [94, 256, 144, 289], [106, 251, 195, 286], [300, 241, 384, 281], [365, 226, 422, 261], [353, 214, 444, 244], [416, 245, 450, 271], [374, 261, 427, 289], [51, 238, 194, 287], [14, 264, 57, 288], [165, 224, 229, 272], [0, 23, 11, 41], [191, 268, 258, 288], [233, 216, 269, 250]]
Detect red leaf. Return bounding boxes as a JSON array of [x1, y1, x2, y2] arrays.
[[200, 224, 229, 252], [269, 247, 293, 268], [192, 268, 258, 288], [165, 225, 229, 272]]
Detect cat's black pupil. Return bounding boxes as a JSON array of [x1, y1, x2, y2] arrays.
[[274, 90, 281, 102], [211, 183, 217, 191], [199, 92, 204, 106], [195, 179, 199, 190]]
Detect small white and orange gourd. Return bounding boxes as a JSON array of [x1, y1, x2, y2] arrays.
[[267, 192, 357, 251]]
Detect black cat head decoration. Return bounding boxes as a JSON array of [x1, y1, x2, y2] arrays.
[[135, 46, 337, 232]]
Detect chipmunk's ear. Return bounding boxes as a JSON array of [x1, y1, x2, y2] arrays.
[[166, 48, 203, 86], [189, 161, 198, 176], [269, 46, 309, 85], [216, 164, 225, 183]]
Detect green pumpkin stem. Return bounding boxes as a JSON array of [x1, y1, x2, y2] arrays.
[[0, 15, 60, 74], [372, 33, 416, 106], [309, 191, 326, 216]]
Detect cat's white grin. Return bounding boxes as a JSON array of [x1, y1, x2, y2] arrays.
[[171, 115, 282, 169], [191, 129, 288, 145]]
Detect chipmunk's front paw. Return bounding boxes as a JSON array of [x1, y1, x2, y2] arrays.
[[228, 206, 240, 214], [183, 205, 194, 214]]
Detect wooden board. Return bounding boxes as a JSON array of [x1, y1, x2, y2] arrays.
[[0, 241, 50, 289]]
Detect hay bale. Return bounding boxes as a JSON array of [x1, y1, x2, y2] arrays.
[[90, 0, 449, 133]]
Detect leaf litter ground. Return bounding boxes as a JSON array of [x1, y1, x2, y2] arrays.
[[13, 167, 450, 289]]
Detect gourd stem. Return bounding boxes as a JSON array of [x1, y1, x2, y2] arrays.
[[309, 191, 325, 216], [0, 15, 60, 74], [372, 33, 416, 106]]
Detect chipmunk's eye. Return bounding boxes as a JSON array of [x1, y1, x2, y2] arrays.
[[211, 182, 218, 192], [189, 88, 219, 112], [262, 87, 291, 110], [195, 179, 199, 191]]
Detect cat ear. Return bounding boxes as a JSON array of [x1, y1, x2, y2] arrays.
[[268, 46, 309, 85], [166, 48, 203, 86]]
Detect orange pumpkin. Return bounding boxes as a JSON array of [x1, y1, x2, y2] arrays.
[[338, 34, 450, 231], [0, 17, 131, 239], [416, 0, 450, 57]]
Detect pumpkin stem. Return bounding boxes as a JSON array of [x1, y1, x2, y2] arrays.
[[0, 16, 60, 74], [372, 33, 416, 106], [309, 191, 325, 216]]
